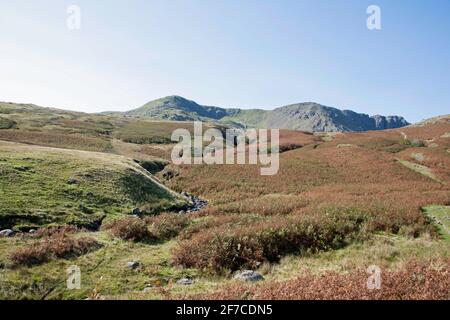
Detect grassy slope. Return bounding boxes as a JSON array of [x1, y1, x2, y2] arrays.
[[0, 141, 186, 231], [0, 102, 226, 161], [220, 109, 270, 128], [423, 205, 450, 241]]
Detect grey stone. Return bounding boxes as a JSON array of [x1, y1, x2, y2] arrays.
[[176, 278, 194, 285], [233, 270, 264, 282], [15, 165, 31, 172], [127, 260, 140, 269], [142, 284, 154, 292], [0, 229, 14, 237], [67, 177, 79, 184]]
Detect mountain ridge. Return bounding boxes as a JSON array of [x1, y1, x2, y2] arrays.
[[121, 95, 410, 132]]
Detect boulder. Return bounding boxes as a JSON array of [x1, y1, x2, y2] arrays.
[[233, 270, 264, 282], [126, 260, 140, 270], [0, 229, 14, 237], [132, 208, 141, 216], [67, 177, 79, 184]]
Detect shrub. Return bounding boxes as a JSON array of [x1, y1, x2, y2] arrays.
[[103, 217, 149, 242], [143, 213, 189, 241], [179, 215, 251, 240], [173, 210, 366, 271], [0, 116, 17, 129], [409, 139, 426, 148], [10, 244, 49, 266], [29, 225, 80, 238], [122, 136, 172, 144], [10, 230, 100, 267], [279, 143, 303, 153]]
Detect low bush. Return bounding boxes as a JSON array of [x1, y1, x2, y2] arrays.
[[409, 139, 426, 148], [173, 209, 367, 271], [103, 217, 149, 242], [179, 215, 253, 240], [29, 225, 80, 238], [0, 116, 17, 129], [121, 136, 172, 144], [144, 213, 189, 241], [10, 230, 100, 267]]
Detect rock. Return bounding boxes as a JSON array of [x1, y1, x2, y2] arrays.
[[337, 144, 355, 148], [29, 229, 36, 234], [178, 210, 186, 214], [67, 177, 79, 184], [176, 278, 194, 285], [142, 285, 154, 293], [180, 192, 208, 213], [0, 229, 14, 237], [14, 165, 31, 172], [132, 208, 141, 216], [127, 260, 140, 269], [410, 153, 425, 162], [233, 270, 264, 282], [163, 170, 178, 180]]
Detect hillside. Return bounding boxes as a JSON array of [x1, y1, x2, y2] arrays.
[[124, 96, 228, 121], [0, 99, 449, 300], [122, 95, 409, 132], [0, 140, 188, 231]]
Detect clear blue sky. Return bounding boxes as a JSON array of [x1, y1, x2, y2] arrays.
[[0, 0, 449, 122]]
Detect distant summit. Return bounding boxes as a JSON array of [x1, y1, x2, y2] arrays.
[[125, 96, 227, 121], [121, 96, 409, 132]]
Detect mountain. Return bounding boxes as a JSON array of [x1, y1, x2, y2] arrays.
[[264, 103, 409, 132], [122, 96, 409, 132], [124, 96, 228, 121]]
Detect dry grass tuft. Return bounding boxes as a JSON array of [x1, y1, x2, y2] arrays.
[[10, 229, 100, 267]]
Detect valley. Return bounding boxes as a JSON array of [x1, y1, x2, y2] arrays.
[[0, 100, 449, 300]]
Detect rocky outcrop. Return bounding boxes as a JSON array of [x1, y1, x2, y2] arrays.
[[179, 192, 208, 213], [233, 270, 264, 282]]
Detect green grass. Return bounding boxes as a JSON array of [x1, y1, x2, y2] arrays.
[[396, 159, 443, 183], [422, 205, 450, 241], [0, 233, 201, 300], [0, 141, 186, 230], [114, 121, 194, 144], [221, 109, 270, 128]]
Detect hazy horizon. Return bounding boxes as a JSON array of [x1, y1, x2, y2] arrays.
[[1, 0, 450, 122]]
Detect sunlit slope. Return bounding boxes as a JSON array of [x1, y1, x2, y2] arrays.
[[0, 140, 187, 231]]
